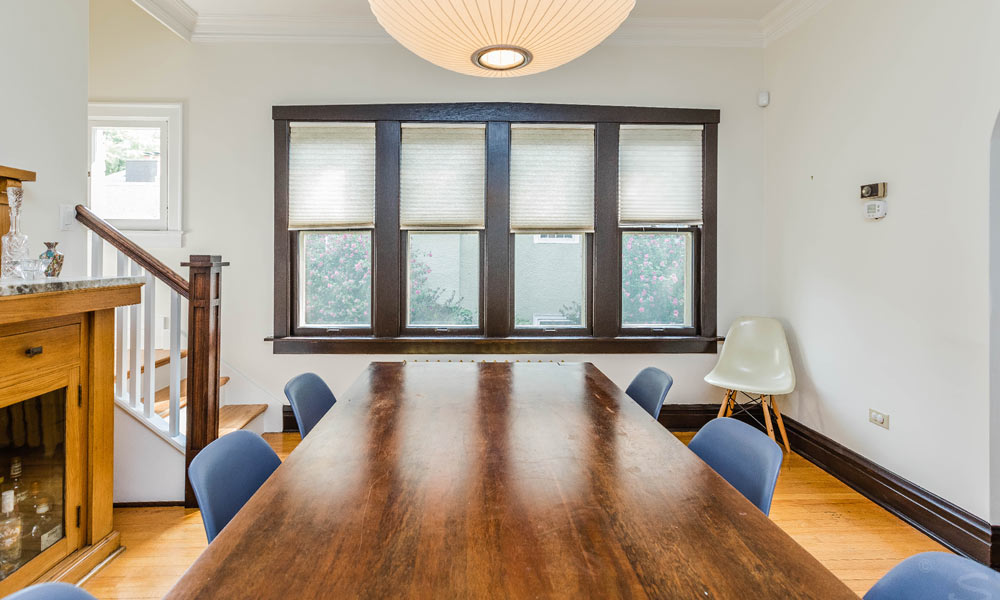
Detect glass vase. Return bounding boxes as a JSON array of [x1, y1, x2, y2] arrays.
[[1, 188, 28, 279]]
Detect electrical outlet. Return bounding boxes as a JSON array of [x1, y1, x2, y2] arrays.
[[869, 409, 889, 430]]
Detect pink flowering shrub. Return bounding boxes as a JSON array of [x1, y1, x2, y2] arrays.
[[621, 233, 687, 326], [303, 232, 372, 326]]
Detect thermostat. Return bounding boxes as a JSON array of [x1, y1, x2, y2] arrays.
[[864, 199, 887, 220]]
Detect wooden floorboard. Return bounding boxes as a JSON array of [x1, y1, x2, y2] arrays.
[[82, 432, 946, 599]]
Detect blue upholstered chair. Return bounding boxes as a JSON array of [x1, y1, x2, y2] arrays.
[[188, 430, 281, 542], [864, 552, 1000, 600], [687, 417, 783, 515], [624, 367, 674, 420], [284, 372, 337, 438], [3, 583, 96, 600]]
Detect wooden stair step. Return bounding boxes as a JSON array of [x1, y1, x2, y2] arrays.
[[122, 349, 188, 380], [148, 376, 230, 419], [219, 404, 267, 436]]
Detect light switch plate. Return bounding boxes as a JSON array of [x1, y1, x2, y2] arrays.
[[59, 204, 79, 231]]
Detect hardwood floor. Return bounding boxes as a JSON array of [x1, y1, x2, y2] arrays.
[[82, 432, 946, 599]]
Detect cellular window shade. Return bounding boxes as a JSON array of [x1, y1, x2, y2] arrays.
[[510, 125, 595, 232], [288, 123, 376, 229], [400, 124, 486, 229], [619, 125, 704, 225]]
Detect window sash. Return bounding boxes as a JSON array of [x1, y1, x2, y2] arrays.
[[288, 123, 376, 229], [87, 119, 169, 231], [403, 231, 483, 331], [400, 124, 486, 230], [509, 124, 595, 232], [295, 230, 374, 333]]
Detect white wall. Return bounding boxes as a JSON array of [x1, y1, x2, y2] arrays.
[[89, 0, 768, 433], [763, 0, 1000, 519], [0, 1, 89, 277]]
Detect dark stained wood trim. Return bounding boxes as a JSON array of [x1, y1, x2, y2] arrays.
[[658, 403, 993, 566], [593, 123, 620, 338], [182, 255, 228, 508], [282, 404, 298, 433], [485, 122, 511, 338], [274, 103, 721, 125], [374, 121, 401, 337], [273, 120, 291, 339], [992, 528, 1000, 569], [271, 335, 717, 354], [700, 123, 718, 339], [75, 205, 189, 297]]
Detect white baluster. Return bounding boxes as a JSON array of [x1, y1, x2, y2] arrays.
[[143, 271, 156, 419], [129, 261, 141, 408], [90, 233, 104, 277], [114, 251, 127, 401], [169, 291, 182, 437]]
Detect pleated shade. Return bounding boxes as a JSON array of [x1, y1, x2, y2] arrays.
[[368, 0, 636, 78]]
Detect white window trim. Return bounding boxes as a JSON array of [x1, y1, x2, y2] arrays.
[[88, 102, 184, 248]]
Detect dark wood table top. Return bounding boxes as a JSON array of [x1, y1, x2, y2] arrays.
[[166, 362, 857, 599]]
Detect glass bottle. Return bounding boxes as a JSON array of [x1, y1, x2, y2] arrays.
[[20, 481, 44, 517], [8, 459, 24, 511], [26, 498, 60, 555], [1, 187, 28, 279], [0, 479, 22, 577]]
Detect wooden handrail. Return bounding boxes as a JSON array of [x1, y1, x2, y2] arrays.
[[75, 204, 189, 297]]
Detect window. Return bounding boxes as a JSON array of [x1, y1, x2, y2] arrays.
[[289, 123, 376, 333], [273, 104, 718, 353], [88, 103, 182, 246]]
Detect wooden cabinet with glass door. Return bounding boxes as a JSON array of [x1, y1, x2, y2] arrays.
[[0, 280, 141, 595]]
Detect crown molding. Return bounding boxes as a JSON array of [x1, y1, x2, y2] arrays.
[[132, 0, 197, 41], [761, 0, 834, 45], [134, 0, 829, 48], [191, 15, 391, 44]]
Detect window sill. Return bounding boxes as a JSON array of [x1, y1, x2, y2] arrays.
[[268, 335, 719, 355], [121, 230, 184, 248]]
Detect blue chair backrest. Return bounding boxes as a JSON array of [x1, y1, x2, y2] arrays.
[[3, 583, 96, 600], [688, 417, 783, 515], [284, 372, 337, 438], [188, 430, 281, 542], [864, 552, 1000, 600], [625, 367, 674, 420]]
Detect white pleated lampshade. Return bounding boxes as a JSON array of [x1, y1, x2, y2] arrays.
[[368, 0, 636, 78]]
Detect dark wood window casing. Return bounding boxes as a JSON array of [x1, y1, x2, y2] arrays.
[[272, 103, 719, 354]]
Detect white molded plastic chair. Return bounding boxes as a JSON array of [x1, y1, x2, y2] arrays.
[[704, 316, 795, 453]]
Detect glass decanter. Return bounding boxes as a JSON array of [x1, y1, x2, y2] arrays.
[[1, 188, 28, 279]]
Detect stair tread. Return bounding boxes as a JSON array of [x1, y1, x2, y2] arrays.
[[148, 376, 231, 419], [219, 404, 267, 436], [123, 349, 189, 380]]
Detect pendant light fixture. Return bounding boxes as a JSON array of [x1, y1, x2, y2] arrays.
[[368, 0, 635, 78]]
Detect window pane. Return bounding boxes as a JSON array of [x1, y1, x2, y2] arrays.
[[90, 126, 162, 220], [621, 232, 691, 327], [289, 123, 376, 229], [509, 125, 595, 232], [400, 124, 485, 229], [407, 232, 479, 327], [514, 233, 585, 328], [619, 125, 703, 225], [300, 231, 372, 327]]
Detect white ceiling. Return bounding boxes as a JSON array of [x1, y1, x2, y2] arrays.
[[186, 0, 786, 20], [132, 0, 829, 47]]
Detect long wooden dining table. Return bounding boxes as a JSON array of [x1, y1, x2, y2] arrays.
[[165, 361, 857, 599]]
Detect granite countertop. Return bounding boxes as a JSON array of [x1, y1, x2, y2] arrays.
[[0, 275, 145, 297]]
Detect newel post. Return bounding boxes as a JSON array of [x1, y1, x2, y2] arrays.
[[182, 254, 229, 508]]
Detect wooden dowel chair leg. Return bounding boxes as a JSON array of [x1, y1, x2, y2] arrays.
[[717, 390, 733, 418], [724, 391, 735, 417], [761, 395, 776, 443], [769, 396, 792, 454]]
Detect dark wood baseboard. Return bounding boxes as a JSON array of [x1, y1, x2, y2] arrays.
[[282, 405, 297, 433], [659, 403, 994, 566], [113, 501, 185, 508]]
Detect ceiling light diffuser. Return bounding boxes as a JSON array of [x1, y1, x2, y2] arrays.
[[368, 0, 636, 78]]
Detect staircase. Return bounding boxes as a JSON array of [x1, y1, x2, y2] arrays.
[[78, 205, 267, 504]]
